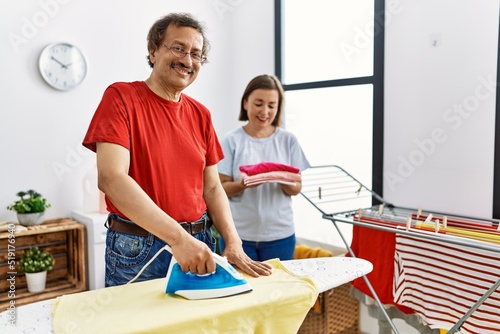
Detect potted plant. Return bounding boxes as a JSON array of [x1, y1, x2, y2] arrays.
[[6, 190, 51, 226], [18, 246, 55, 292]]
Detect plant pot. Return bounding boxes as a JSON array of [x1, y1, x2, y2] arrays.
[[25, 271, 47, 292], [17, 212, 45, 226]]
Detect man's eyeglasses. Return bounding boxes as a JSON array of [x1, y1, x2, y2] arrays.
[[162, 44, 207, 64]]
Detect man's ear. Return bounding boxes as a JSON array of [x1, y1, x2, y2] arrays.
[[149, 48, 157, 65]]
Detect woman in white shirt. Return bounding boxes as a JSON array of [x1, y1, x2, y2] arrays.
[[218, 74, 310, 261]]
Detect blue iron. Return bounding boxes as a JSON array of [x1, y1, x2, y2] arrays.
[[163, 245, 253, 300]]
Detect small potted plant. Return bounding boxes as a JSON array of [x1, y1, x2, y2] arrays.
[[18, 246, 55, 292], [6, 190, 51, 226]]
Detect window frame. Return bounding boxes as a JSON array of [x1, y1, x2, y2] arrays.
[[274, 0, 385, 201], [492, 15, 500, 219]]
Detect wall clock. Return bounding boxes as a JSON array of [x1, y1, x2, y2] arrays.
[[38, 42, 87, 91]]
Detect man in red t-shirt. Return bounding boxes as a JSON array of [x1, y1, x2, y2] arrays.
[[83, 13, 272, 286]]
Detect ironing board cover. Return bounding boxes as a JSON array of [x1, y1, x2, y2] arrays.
[[51, 259, 318, 334], [281, 256, 373, 293]]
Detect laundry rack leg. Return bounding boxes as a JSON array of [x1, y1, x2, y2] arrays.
[[447, 278, 500, 334], [330, 219, 400, 334]]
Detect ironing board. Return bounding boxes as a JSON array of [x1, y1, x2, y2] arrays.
[[299, 165, 500, 334], [281, 256, 373, 293], [0, 257, 372, 333]]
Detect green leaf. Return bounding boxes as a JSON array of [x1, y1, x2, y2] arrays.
[[18, 246, 54, 273], [7, 190, 51, 213]]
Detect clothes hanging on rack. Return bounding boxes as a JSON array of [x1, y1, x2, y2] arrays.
[[394, 234, 500, 333], [348, 225, 414, 314], [299, 165, 500, 334]]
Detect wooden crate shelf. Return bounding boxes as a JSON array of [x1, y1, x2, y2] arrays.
[[0, 218, 87, 309]]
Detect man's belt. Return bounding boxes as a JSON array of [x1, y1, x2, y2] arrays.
[[108, 215, 212, 237]]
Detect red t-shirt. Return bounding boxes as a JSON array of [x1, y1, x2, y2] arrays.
[[83, 81, 224, 222]]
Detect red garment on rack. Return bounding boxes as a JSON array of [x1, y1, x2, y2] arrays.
[[348, 225, 414, 314]]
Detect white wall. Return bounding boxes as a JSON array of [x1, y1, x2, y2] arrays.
[[383, 0, 499, 218], [0, 0, 274, 221]]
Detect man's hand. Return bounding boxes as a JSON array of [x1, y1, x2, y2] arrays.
[[170, 237, 216, 275]]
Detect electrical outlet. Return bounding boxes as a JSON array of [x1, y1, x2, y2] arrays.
[[429, 33, 442, 47]]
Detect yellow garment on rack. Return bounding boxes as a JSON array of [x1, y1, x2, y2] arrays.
[[445, 226, 500, 244], [294, 244, 333, 259], [414, 221, 500, 244], [51, 259, 318, 334]]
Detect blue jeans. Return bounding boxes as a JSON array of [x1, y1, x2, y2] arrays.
[[104, 215, 216, 287], [219, 234, 296, 262]]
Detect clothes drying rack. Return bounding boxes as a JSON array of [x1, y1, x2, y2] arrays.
[[299, 165, 500, 334]]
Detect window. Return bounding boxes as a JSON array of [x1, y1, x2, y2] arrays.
[[275, 0, 384, 247], [281, 0, 374, 84], [276, 0, 383, 194], [284, 85, 373, 180]]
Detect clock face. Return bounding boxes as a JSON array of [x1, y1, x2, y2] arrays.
[[39, 43, 87, 91]]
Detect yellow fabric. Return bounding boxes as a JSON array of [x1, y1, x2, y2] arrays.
[[52, 259, 318, 334], [415, 221, 500, 244], [293, 244, 333, 259]]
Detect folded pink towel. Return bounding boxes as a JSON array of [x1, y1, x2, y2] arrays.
[[239, 162, 300, 176], [242, 171, 302, 186]]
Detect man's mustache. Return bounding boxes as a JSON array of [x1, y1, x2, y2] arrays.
[[170, 62, 194, 74]]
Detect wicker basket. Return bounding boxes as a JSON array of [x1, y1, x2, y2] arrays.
[[298, 282, 359, 334]]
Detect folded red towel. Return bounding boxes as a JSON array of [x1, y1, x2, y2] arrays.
[[239, 162, 300, 176], [241, 171, 302, 186]]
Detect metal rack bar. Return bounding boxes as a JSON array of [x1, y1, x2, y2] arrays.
[[327, 212, 500, 253], [300, 165, 500, 334], [447, 278, 500, 334], [330, 217, 400, 334]]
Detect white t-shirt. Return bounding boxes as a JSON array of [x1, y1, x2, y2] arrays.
[[218, 127, 310, 241]]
